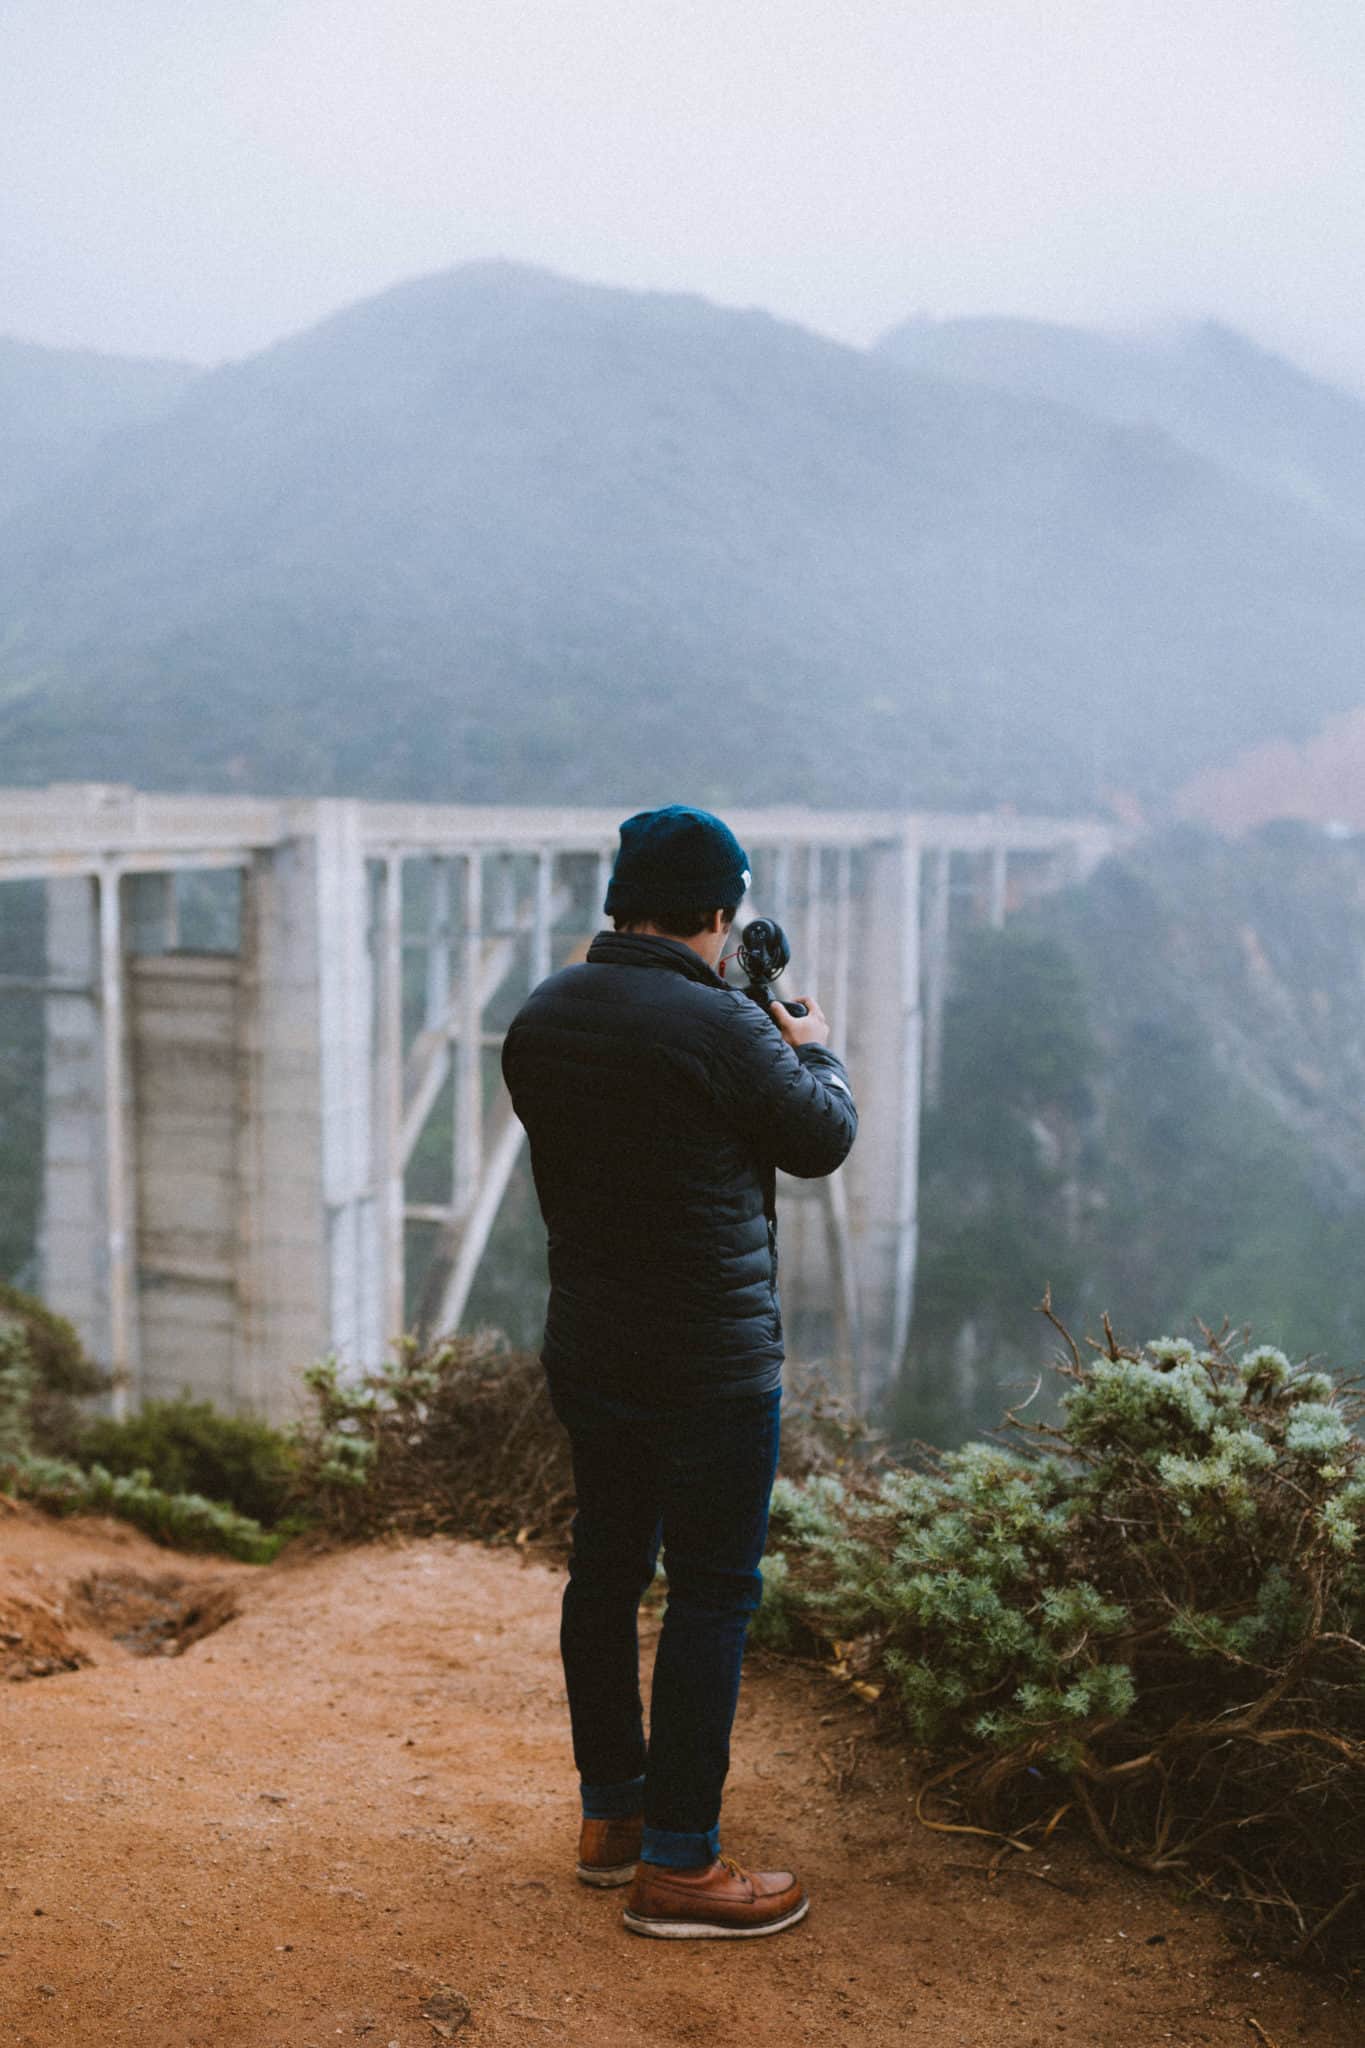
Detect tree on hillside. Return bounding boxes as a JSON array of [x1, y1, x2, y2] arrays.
[[899, 927, 1099, 1446]]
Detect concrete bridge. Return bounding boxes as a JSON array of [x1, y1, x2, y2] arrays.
[[0, 785, 1116, 1419]]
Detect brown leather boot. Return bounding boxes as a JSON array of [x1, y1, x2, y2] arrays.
[[623, 1854, 809, 1939], [576, 1813, 644, 1887]]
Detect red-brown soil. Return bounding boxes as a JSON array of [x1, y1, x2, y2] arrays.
[[0, 1502, 1356, 2047], [0, 1563, 87, 1682]]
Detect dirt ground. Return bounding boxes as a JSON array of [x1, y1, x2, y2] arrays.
[[0, 1502, 1357, 2048]]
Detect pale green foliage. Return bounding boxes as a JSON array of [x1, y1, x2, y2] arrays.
[[1157, 1422, 1276, 1523], [758, 1325, 1364, 1963], [1166, 1565, 1305, 1662], [316, 1432, 379, 1486], [750, 1551, 797, 1650], [289, 1335, 577, 1544], [1320, 1475, 1365, 1556], [0, 1319, 277, 1561], [1146, 1336, 1199, 1368], [0, 1322, 35, 1461], [761, 1433, 1131, 1747], [298, 1358, 386, 1487], [767, 1472, 847, 1548], [1239, 1345, 1291, 1393], [1067, 1351, 1219, 1449], [6, 1452, 279, 1562], [1284, 1401, 1352, 1461]]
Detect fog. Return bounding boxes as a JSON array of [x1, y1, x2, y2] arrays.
[[4, 0, 1364, 385]]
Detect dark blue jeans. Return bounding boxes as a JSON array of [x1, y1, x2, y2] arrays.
[[546, 1372, 782, 1870]]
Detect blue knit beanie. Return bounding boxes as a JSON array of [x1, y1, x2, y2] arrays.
[[604, 805, 751, 918]]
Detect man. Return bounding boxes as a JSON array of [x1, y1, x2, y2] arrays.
[[501, 804, 857, 1939]]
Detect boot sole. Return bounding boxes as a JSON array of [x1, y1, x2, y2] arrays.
[[622, 1895, 810, 1940], [576, 1860, 637, 1888]]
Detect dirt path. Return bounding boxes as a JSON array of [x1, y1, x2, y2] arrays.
[[0, 1505, 1355, 2048]]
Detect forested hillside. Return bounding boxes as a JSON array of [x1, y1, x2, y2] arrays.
[[877, 314, 1365, 536], [903, 824, 1365, 1443], [0, 336, 197, 522], [4, 264, 1365, 813]]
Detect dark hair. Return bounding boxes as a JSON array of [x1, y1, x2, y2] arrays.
[[613, 905, 738, 938]]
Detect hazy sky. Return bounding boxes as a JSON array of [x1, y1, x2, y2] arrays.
[[4, 0, 1364, 385]]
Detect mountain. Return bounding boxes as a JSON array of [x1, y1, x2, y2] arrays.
[[876, 314, 1365, 537], [0, 336, 198, 522], [3, 264, 1365, 812]]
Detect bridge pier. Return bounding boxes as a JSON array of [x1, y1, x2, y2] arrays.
[[40, 877, 107, 1382]]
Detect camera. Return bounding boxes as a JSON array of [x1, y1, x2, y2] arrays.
[[734, 918, 808, 1018]]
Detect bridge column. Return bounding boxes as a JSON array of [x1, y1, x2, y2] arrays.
[[97, 866, 145, 1419], [846, 830, 922, 1410], [236, 837, 328, 1419], [375, 854, 406, 1348], [453, 852, 484, 1222], [315, 801, 383, 1370], [40, 878, 106, 1369], [822, 844, 860, 1397], [986, 842, 1008, 928], [888, 831, 924, 1391], [922, 845, 951, 1111]]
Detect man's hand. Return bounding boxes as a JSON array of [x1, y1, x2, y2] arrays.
[[771, 994, 830, 1049]]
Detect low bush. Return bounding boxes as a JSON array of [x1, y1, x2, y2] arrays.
[[0, 1321, 277, 1563], [77, 1397, 299, 1527], [289, 1335, 575, 1543], [0, 1322, 34, 1463], [288, 1335, 887, 1546], [0, 1281, 106, 1457], [8, 1451, 281, 1563], [754, 1314, 1365, 1972], [778, 1363, 890, 1481]]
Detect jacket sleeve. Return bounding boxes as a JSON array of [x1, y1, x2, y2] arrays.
[[709, 996, 858, 1179]]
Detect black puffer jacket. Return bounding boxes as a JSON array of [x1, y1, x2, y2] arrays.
[[501, 930, 858, 1400]]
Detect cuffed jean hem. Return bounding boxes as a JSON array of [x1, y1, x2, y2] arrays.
[[641, 1823, 720, 1870], [580, 1775, 646, 1820]]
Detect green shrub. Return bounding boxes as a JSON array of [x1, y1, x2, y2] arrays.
[[0, 1317, 278, 1563], [290, 1335, 574, 1543], [0, 1320, 36, 1462], [288, 1336, 887, 1546], [757, 1321, 1364, 1970], [5, 1449, 279, 1563], [77, 1396, 299, 1527], [0, 1282, 100, 1397], [0, 1282, 106, 1457]]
